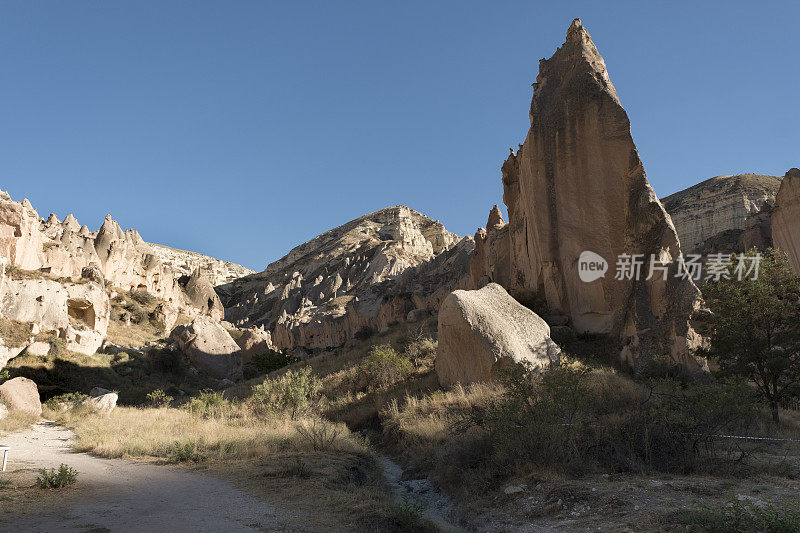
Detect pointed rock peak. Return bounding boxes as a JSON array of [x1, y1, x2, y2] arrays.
[[786, 168, 800, 180], [46, 213, 61, 225], [79, 225, 91, 237], [565, 18, 589, 44], [487, 205, 505, 228], [63, 213, 81, 232], [22, 198, 33, 210]]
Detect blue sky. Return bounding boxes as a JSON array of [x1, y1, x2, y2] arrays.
[[2, 1, 798, 270]]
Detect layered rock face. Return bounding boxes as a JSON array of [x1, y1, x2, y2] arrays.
[[436, 283, 560, 387], [772, 168, 800, 274], [224, 206, 471, 352], [149, 243, 254, 286], [471, 20, 702, 369], [661, 174, 782, 253]]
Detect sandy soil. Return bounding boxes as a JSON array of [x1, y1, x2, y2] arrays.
[[0, 421, 309, 532]]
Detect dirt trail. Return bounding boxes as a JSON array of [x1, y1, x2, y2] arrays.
[[0, 421, 307, 532]]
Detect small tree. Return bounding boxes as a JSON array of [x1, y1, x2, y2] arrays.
[[703, 249, 800, 424]]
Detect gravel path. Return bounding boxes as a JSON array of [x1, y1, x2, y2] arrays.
[[0, 421, 305, 532]]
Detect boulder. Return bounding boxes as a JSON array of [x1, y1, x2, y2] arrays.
[[236, 326, 273, 365], [170, 316, 243, 381], [772, 168, 800, 275], [469, 20, 702, 371], [88, 392, 118, 413], [24, 341, 50, 357], [81, 264, 105, 285], [0, 377, 42, 416], [90, 386, 112, 397], [149, 302, 179, 335], [406, 309, 428, 322], [436, 283, 561, 387]]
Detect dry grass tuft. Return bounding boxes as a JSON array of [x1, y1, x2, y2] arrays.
[[0, 410, 39, 437]]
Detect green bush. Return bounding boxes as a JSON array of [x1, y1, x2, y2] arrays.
[[0, 369, 9, 384], [251, 349, 296, 374], [679, 497, 800, 533], [249, 366, 320, 419], [146, 389, 174, 408], [35, 464, 78, 488], [185, 389, 227, 418], [44, 392, 91, 413], [170, 441, 202, 462], [362, 344, 413, 389]]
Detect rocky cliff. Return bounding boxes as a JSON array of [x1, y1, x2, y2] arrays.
[[470, 19, 703, 370], [223, 206, 471, 352], [661, 174, 782, 253], [149, 243, 254, 286], [772, 168, 800, 274]]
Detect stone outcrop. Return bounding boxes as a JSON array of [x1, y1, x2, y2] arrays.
[[470, 20, 702, 370], [149, 243, 254, 286], [436, 283, 561, 387], [0, 376, 42, 416], [0, 189, 241, 321], [224, 206, 470, 352], [170, 316, 243, 381], [149, 302, 179, 336], [772, 168, 800, 274], [0, 279, 110, 355], [662, 174, 782, 253], [236, 326, 273, 365], [179, 268, 225, 321]]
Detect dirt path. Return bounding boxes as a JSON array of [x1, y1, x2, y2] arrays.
[[0, 421, 307, 532]]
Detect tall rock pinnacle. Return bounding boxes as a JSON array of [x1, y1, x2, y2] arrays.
[[473, 19, 703, 370]]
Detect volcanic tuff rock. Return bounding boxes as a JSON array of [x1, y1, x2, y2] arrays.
[[661, 174, 782, 254], [149, 243, 254, 286], [470, 19, 702, 369], [772, 168, 800, 275], [436, 283, 561, 387], [224, 206, 472, 352], [170, 316, 243, 381], [0, 188, 239, 318]]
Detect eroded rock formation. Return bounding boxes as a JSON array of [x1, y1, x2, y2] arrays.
[[662, 174, 781, 253], [224, 206, 472, 352], [149, 243, 254, 286], [470, 19, 702, 369], [772, 168, 800, 274]]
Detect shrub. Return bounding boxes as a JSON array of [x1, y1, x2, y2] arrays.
[[296, 419, 342, 451], [389, 497, 426, 532], [0, 369, 9, 384], [129, 290, 156, 306], [185, 389, 228, 418], [225, 328, 244, 342], [146, 389, 174, 408], [251, 349, 296, 374], [170, 441, 202, 462], [35, 464, 78, 488], [44, 392, 91, 414], [284, 457, 312, 478], [249, 366, 320, 419], [362, 344, 413, 389], [679, 497, 800, 533], [474, 361, 759, 475]]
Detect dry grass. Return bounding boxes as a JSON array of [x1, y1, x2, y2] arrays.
[[0, 317, 32, 348], [47, 404, 360, 461], [0, 410, 39, 437]]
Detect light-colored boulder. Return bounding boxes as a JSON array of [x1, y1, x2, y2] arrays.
[[170, 316, 243, 381], [436, 283, 561, 387], [469, 20, 702, 371], [24, 341, 50, 357], [88, 392, 118, 413], [772, 168, 800, 275], [0, 376, 42, 416], [236, 326, 273, 365]]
